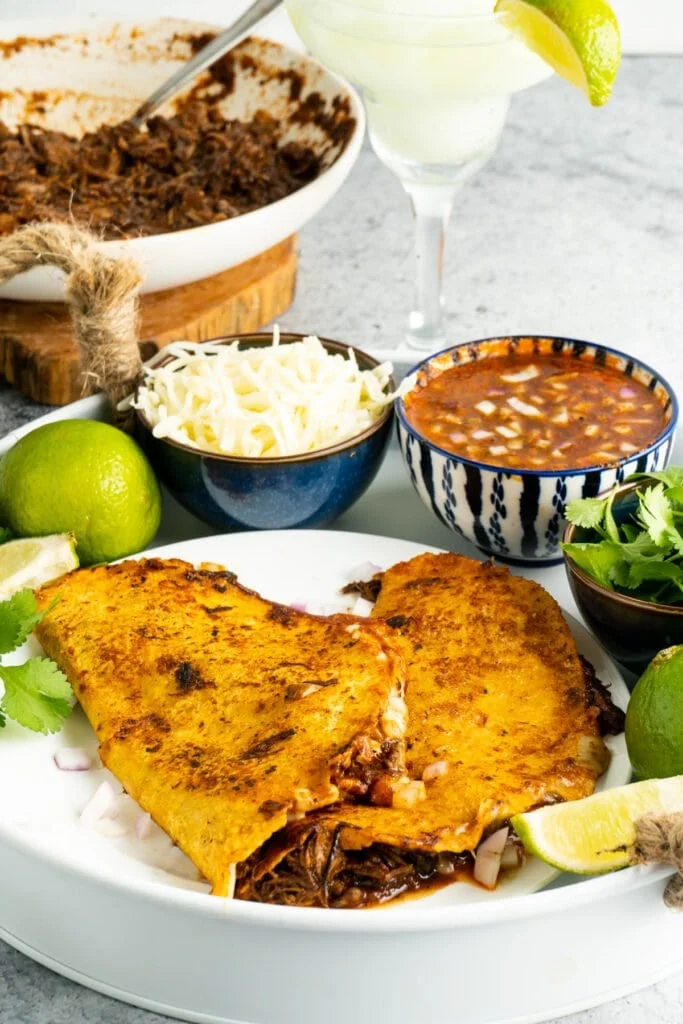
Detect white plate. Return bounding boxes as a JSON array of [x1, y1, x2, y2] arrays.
[[0, 530, 631, 910], [1, 405, 680, 1024], [0, 17, 365, 301]]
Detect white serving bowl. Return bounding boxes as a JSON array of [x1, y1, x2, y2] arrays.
[[0, 16, 365, 301]]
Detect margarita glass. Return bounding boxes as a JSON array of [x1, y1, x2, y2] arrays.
[[286, 0, 553, 351]]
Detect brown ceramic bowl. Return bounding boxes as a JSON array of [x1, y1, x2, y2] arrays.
[[563, 477, 683, 678]]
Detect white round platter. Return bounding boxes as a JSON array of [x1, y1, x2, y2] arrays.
[[0, 527, 677, 1024], [0, 17, 365, 301]]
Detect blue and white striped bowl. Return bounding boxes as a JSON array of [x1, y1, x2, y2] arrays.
[[396, 336, 678, 567]]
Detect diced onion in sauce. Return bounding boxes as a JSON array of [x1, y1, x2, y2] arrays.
[[403, 353, 667, 472], [475, 400, 496, 416], [508, 396, 542, 418], [500, 365, 539, 383]]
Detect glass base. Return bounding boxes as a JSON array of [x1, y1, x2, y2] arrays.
[[406, 312, 448, 353]]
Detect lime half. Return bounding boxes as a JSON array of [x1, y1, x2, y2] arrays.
[[512, 776, 683, 874], [0, 534, 79, 602], [495, 0, 621, 106], [626, 646, 683, 780]]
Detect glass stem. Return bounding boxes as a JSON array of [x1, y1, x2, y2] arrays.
[[404, 183, 457, 352]]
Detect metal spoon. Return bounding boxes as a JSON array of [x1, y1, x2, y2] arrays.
[[130, 0, 283, 127]]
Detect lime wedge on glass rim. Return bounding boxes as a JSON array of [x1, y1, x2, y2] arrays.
[[495, 0, 622, 106], [512, 776, 683, 875], [0, 533, 79, 601]]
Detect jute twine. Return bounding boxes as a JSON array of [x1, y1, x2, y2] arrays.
[[0, 222, 143, 424], [633, 813, 683, 909]]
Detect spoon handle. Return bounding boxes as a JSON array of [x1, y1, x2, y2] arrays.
[[130, 0, 283, 127]]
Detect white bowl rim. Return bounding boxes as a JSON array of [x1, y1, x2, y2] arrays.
[[0, 18, 367, 274]]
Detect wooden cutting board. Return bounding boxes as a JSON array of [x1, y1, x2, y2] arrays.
[[0, 236, 297, 406]]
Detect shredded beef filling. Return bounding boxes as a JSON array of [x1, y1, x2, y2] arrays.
[[330, 735, 404, 803], [341, 576, 383, 603], [235, 580, 624, 909], [0, 101, 323, 239], [236, 819, 472, 908], [580, 655, 625, 736]]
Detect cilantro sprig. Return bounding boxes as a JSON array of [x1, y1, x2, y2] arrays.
[[563, 467, 683, 605], [0, 589, 73, 734]]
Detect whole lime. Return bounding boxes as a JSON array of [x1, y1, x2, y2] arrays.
[[625, 645, 683, 779], [0, 420, 162, 565]]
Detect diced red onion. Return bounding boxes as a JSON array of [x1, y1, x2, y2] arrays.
[[474, 827, 509, 889], [289, 602, 308, 613], [80, 781, 118, 827], [321, 602, 350, 616], [344, 561, 383, 582], [54, 748, 93, 772], [501, 841, 524, 871], [94, 818, 129, 838], [135, 811, 153, 840], [352, 597, 375, 617], [619, 386, 636, 399], [449, 432, 467, 444], [472, 429, 493, 441]]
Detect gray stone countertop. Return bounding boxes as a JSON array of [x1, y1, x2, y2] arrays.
[[2, 55, 683, 1023]]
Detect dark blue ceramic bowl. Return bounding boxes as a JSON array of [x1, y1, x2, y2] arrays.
[[134, 333, 394, 531]]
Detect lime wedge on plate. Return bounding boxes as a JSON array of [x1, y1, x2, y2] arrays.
[[495, 0, 621, 106], [512, 776, 683, 874], [0, 533, 79, 601]]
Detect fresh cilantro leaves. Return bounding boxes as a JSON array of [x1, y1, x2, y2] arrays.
[[0, 660, 73, 734], [563, 469, 683, 605], [0, 589, 46, 654], [0, 589, 73, 734]]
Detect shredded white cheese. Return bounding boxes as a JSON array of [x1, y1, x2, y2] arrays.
[[132, 328, 394, 458]]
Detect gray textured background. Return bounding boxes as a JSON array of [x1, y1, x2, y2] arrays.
[[2, 56, 683, 1024]]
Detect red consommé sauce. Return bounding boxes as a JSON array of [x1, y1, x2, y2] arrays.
[[403, 354, 668, 471]]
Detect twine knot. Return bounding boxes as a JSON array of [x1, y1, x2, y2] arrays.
[[633, 813, 683, 909], [0, 223, 143, 425]]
